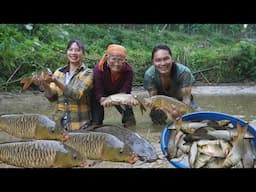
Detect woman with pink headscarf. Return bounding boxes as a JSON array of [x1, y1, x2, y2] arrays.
[[88, 44, 136, 128]]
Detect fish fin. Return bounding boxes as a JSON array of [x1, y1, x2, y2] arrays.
[[133, 95, 147, 115], [175, 116, 183, 131], [236, 121, 248, 140], [120, 104, 126, 111], [138, 102, 147, 115], [20, 78, 33, 90], [0, 139, 34, 145], [239, 122, 249, 140]]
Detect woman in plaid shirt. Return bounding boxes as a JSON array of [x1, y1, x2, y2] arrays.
[[33, 39, 93, 131]]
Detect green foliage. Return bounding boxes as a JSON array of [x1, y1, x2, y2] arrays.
[[0, 24, 256, 92]]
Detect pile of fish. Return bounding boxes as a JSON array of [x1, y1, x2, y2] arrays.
[[165, 118, 256, 168], [0, 113, 86, 168], [0, 113, 156, 168]]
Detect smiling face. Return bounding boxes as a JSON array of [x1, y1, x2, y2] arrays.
[[67, 42, 84, 66], [107, 54, 126, 74], [152, 49, 173, 75]]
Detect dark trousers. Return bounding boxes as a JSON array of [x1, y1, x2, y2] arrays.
[[91, 97, 135, 125]]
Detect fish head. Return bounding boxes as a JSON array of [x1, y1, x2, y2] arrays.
[[54, 144, 86, 168], [20, 68, 53, 91], [35, 117, 68, 141], [102, 142, 138, 163], [33, 68, 53, 79]]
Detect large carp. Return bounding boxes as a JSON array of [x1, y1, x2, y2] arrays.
[[101, 93, 146, 115], [0, 113, 68, 141], [144, 95, 194, 119], [91, 125, 159, 162], [20, 68, 53, 90], [0, 140, 85, 168], [64, 132, 138, 164]]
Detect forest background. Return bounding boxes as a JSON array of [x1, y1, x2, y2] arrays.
[[1, 24, 256, 92]]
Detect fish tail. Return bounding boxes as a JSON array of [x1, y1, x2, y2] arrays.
[[20, 78, 33, 90], [138, 102, 147, 115], [236, 121, 248, 140], [175, 116, 183, 131]]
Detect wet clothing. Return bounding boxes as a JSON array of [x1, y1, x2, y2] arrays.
[[91, 62, 136, 126], [46, 64, 93, 131], [144, 63, 197, 124]]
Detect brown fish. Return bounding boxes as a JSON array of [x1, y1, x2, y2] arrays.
[[20, 68, 52, 90], [101, 93, 146, 115], [144, 95, 194, 120], [64, 132, 138, 164], [91, 125, 159, 162], [0, 140, 85, 168], [0, 113, 68, 141]]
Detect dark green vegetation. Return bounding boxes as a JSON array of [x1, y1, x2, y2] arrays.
[[1, 24, 256, 92]]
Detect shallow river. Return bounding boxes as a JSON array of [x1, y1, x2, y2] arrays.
[[0, 85, 256, 168]]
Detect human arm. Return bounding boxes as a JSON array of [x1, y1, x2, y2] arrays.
[[32, 72, 58, 101], [95, 63, 134, 107], [100, 71, 134, 107], [178, 66, 195, 105], [181, 86, 192, 106]]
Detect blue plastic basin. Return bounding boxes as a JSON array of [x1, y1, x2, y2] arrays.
[[160, 111, 256, 168]]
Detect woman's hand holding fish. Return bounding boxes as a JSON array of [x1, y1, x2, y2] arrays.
[[166, 104, 181, 120], [32, 73, 54, 86], [100, 97, 113, 107], [127, 98, 139, 106], [144, 100, 154, 108]]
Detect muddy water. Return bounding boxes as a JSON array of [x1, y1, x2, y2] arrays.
[[194, 95, 256, 121], [0, 85, 256, 168]]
